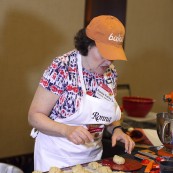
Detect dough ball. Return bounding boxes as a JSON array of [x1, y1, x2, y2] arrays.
[[72, 164, 83, 173], [88, 161, 102, 170], [32, 171, 42, 173], [81, 170, 91, 173], [113, 155, 125, 165], [97, 166, 112, 173], [128, 127, 134, 132], [49, 167, 62, 173]]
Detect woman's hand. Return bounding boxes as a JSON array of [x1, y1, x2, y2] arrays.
[[64, 125, 94, 145], [112, 128, 135, 154]]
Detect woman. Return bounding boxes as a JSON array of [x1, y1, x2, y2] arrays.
[[28, 15, 135, 172]]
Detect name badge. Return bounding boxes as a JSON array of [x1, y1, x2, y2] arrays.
[[95, 84, 114, 102]]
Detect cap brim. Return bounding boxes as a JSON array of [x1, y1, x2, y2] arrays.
[[96, 41, 127, 61]]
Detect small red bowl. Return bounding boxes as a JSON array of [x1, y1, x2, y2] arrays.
[[122, 96, 155, 117]]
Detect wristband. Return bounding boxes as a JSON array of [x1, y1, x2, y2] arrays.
[[112, 125, 122, 134]]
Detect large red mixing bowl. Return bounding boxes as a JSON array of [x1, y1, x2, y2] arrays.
[[122, 96, 155, 118]]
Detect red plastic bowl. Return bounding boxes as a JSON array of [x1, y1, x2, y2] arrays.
[[122, 96, 155, 117]]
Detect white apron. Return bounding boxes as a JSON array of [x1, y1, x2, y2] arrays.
[[33, 54, 121, 172]]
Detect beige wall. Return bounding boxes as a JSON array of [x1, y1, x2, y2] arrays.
[[115, 0, 173, 113], [0, 0, 85, 158], [0, 0, 173, 158]]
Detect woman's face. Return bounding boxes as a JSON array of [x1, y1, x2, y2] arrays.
[[87, 46, 112, 75]]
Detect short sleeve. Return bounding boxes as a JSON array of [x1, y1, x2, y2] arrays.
[[39, 57, 68, 96]]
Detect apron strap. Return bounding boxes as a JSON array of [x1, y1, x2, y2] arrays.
[[77, 54, 86, 93]]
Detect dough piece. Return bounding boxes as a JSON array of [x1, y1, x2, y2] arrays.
[[88, 161, 102, 170], [71, 164, 92, 173], [32, 171, 42, 173], [97, 166, 112, 173], [81, 170, 91, 173], [112, 172, 125, 173], [72, 164, 83, 173], [113, 155, 125, 165], [49, 167, 62, 173]]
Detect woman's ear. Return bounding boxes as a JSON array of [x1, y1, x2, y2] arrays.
[[88, 45, 92, 50]]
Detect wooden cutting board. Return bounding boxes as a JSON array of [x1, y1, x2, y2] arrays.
[[102, 157, 143, 171]]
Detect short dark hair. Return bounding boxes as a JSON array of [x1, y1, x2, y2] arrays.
[[74, 28, 95, 56]]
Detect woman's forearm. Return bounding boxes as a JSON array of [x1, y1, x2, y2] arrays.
[[28, 112, 67, 137]]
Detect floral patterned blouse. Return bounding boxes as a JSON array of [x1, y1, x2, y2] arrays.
[[40, 50, 118, 120]]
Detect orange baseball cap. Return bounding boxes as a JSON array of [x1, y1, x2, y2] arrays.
[[86, 15, 127, 61]]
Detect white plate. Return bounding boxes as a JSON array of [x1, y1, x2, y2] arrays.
[[123, 112, 157, 122]]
